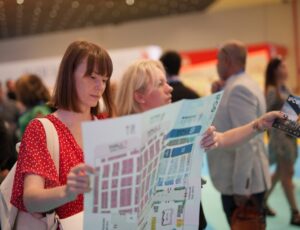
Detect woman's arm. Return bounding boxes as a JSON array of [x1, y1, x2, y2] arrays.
[[23, 163, 94, 213], [201, 111, 286, 150]]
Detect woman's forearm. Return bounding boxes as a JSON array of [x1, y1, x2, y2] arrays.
[[23, 175, 75, 213], [23, 163, 93, 213], [219, 121, 260, 148], [203, 111, 284, 151]]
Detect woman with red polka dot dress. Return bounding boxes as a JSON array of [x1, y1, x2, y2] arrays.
[[11, 41, 116, 226]]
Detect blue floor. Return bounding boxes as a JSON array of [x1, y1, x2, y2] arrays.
[[202, 147, 300, 230]]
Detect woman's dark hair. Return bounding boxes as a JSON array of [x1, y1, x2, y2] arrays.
[[265, 57, 282, 93], [51, 40, 115, 117]]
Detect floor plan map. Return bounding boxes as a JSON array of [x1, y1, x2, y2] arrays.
[[82, 92, 222, 230]]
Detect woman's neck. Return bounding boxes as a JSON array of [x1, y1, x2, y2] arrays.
[[54, 109, 92, 123], [54, 109, 91, 149]]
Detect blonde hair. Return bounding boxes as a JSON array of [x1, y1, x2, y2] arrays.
[[116, 59, 165, 116]]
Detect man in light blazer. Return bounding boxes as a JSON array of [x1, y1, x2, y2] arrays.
[[207, 40, 270, 227]]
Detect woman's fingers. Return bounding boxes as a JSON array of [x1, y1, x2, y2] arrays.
[[259, 111, 288, 131], [68, 174, 90, 184], [66, 163, 94, 198], [202, 143, 217, 151], [265, 111, 287, 122], [67, 181, 91, 192], [200, 127, 219, 151], [280, 111, 288, 119], [201, 126, 216, 139], [71, 163, 95, 175]]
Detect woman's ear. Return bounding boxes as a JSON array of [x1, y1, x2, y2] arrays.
[[134, 91, 145, 104]]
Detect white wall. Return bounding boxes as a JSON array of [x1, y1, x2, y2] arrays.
[[0, 1, 299, 89]]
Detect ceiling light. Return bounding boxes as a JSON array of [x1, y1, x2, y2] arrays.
[[126, 0, 134, 6], [16, 0, 24, 5]]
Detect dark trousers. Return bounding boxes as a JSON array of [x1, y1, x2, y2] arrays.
[[221, 192, 265, 226], [199, 202, 207, 229]]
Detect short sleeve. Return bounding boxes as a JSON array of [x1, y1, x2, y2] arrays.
[[11, 119, 59, 211]]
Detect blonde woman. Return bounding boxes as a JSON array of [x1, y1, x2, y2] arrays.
[[115, 59, 285, 229]]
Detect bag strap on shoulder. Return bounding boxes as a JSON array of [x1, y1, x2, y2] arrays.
[[0, 118, 60, 230], [36, 118, 59, 175]]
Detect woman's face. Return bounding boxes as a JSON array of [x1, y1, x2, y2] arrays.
[[74, 58, 108, 112], [140, 68, 173, 111], [276, 62, 288, 84]]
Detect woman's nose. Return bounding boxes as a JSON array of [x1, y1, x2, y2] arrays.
[[95, 79, 102, 91], [167, 83, 173, 92]]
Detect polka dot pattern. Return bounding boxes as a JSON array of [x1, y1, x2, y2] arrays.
[[11, 114, 103, 219]]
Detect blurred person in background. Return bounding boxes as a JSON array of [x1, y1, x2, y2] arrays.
[[160, 50, 199, 102], [0, 117, 17, 183], [0, 81, 19, 138], [15, 74, 52, 138], [6, 79, 17, 100], [264, 57, 300, 226], [207, 40, 270, 228]]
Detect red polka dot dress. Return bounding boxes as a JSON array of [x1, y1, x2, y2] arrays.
[[11, 114, 104, 219]]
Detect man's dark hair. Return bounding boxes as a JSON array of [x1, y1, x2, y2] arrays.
[[160, 51, 181, 77]]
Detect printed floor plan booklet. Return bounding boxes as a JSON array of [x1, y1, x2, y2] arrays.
[[272, 94, 300, 137], [82, 92, 223, 230]]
